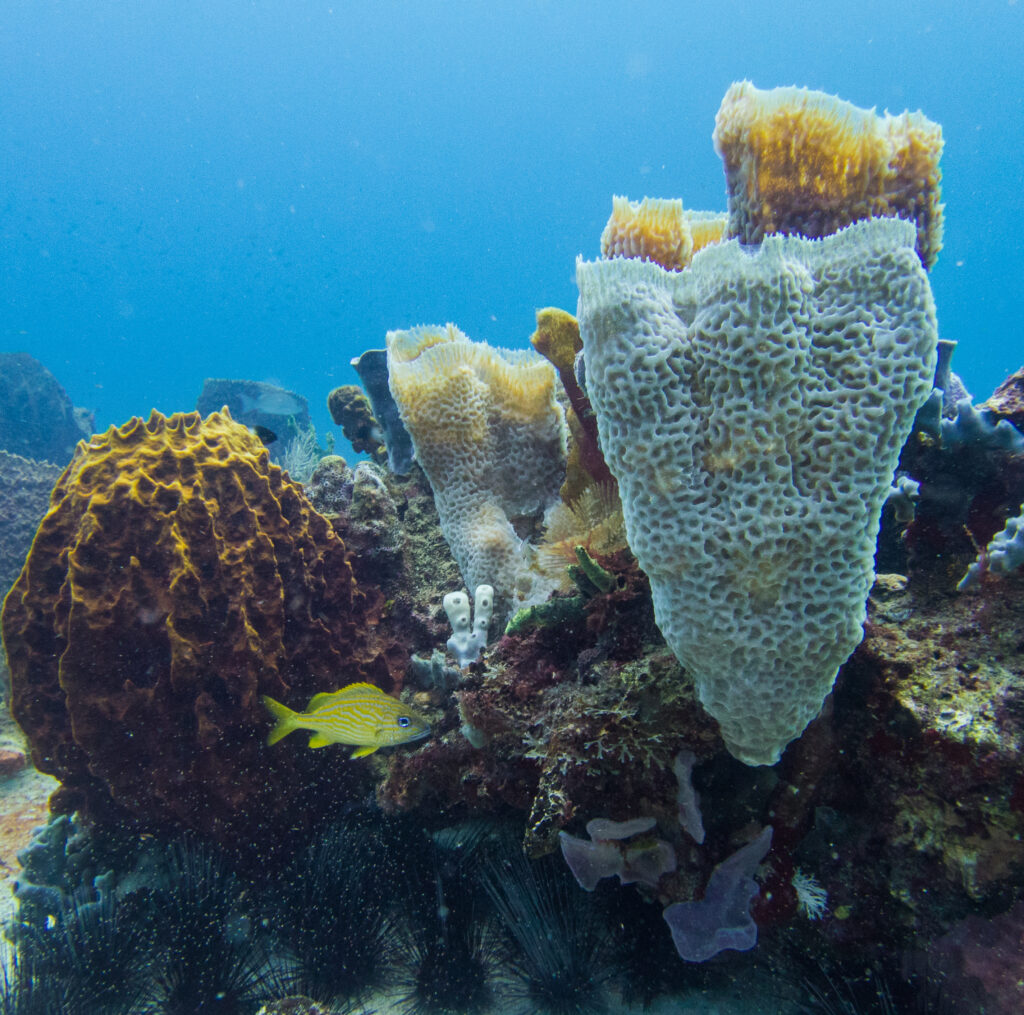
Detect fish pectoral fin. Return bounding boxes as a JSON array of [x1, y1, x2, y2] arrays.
[[350, 745, 378, 758], [308, 732, 332, 749]]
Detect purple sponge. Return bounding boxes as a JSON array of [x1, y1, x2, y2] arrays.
[[663, 826, 772, 962]]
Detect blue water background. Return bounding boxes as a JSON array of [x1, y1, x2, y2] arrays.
[[2, 0, 1022, 447]]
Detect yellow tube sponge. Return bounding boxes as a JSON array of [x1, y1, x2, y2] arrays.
[[713, 81, 944, 269], [600, 196, 728, 272], [386, 324, 567, 615]]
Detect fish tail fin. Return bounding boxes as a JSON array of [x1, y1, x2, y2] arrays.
[[262, 695, 300, 745]]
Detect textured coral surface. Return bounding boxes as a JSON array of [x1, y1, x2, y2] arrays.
[[0, 450, 62, 604], [984, 367, 1024, 429], [1, 409, 391, 859], [386, 323, 566, 616], [600, 196, 727, 271], [0, 352, 90, 464], [713, 81, 944, 268], [577, 218, 938, 765]]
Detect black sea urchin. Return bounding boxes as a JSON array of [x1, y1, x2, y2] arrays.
[[392, 826, 501, 1015], [16, 889, 153, 1015], [0, 945, 69, 1015], [139, 838, 279, 1015], [260, 812, 418, 1006], [481, 846, 612, 1015]]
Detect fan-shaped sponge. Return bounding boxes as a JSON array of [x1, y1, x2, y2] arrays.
[[713, 81, 944, 268], [576, 217, 938, 765], [386, 324, 567, 615]]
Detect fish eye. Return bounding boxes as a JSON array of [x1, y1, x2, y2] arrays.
[[397, 715, 411, 728]]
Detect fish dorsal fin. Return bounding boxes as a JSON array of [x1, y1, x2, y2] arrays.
[[308, 732, 332, 749], [351, 744, 378, 758], [307, 691, 343, 711], [338, 682, 383, 696]]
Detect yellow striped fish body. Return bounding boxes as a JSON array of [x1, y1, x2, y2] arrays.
[[261, 682, 430, 758]]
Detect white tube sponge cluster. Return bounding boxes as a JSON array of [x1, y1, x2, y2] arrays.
[[443, 584, 494, 667], [576, 217, 938, 766], [386, 324, 567, 614]]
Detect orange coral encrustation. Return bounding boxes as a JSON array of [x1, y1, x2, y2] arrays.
[[0, 408, 391, 861], [529, 307, 616, 503], [600, 196, 728, 272], [713, 81, 944, 269]]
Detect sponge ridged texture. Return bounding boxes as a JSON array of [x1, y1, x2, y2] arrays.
[[1, 409, 383, 853], [576, 218, 938, 765], [600, 196, 728, 272], [386, 324, 567, 613], [714, 81, 944, 269]]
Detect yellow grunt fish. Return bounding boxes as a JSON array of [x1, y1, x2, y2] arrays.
[[261, 682, 430, 758]]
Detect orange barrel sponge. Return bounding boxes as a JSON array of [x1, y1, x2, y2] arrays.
[[713, 81, 944, 269], [1, 409, 391, 860], [600, 196, 728, 272]]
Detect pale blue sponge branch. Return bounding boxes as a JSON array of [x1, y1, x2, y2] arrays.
[[941, 397, 1024, 454], [958, 504, 1024, 591]]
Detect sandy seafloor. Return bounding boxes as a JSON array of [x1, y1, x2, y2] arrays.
[[0, 709, 58, 929]]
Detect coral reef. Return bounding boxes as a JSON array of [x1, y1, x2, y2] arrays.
[[350, 348, 416, 474], [385, 323, 567, 618], [379, 577, 716, 858], [3, 78, 1022, 1014], [195, 377, 312, 441], [932, 901, 1024, 1014], [308, 453, 464, 672], [305, 454, 355, 516], [713, 81, 944, 268], [0, 352, 92, 464], [599, 196, 727, 271], [1, 409, 399, 860], [892, 377, 1024, 588], [958, 502, 1024, 590], [12, 814, 102, 932], [0, 451, 62, 607], [827, 573, 1024, 921], [327, 383, 387, 464], [576, 217, 938, 765], [983, 366, 1024, 429]]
